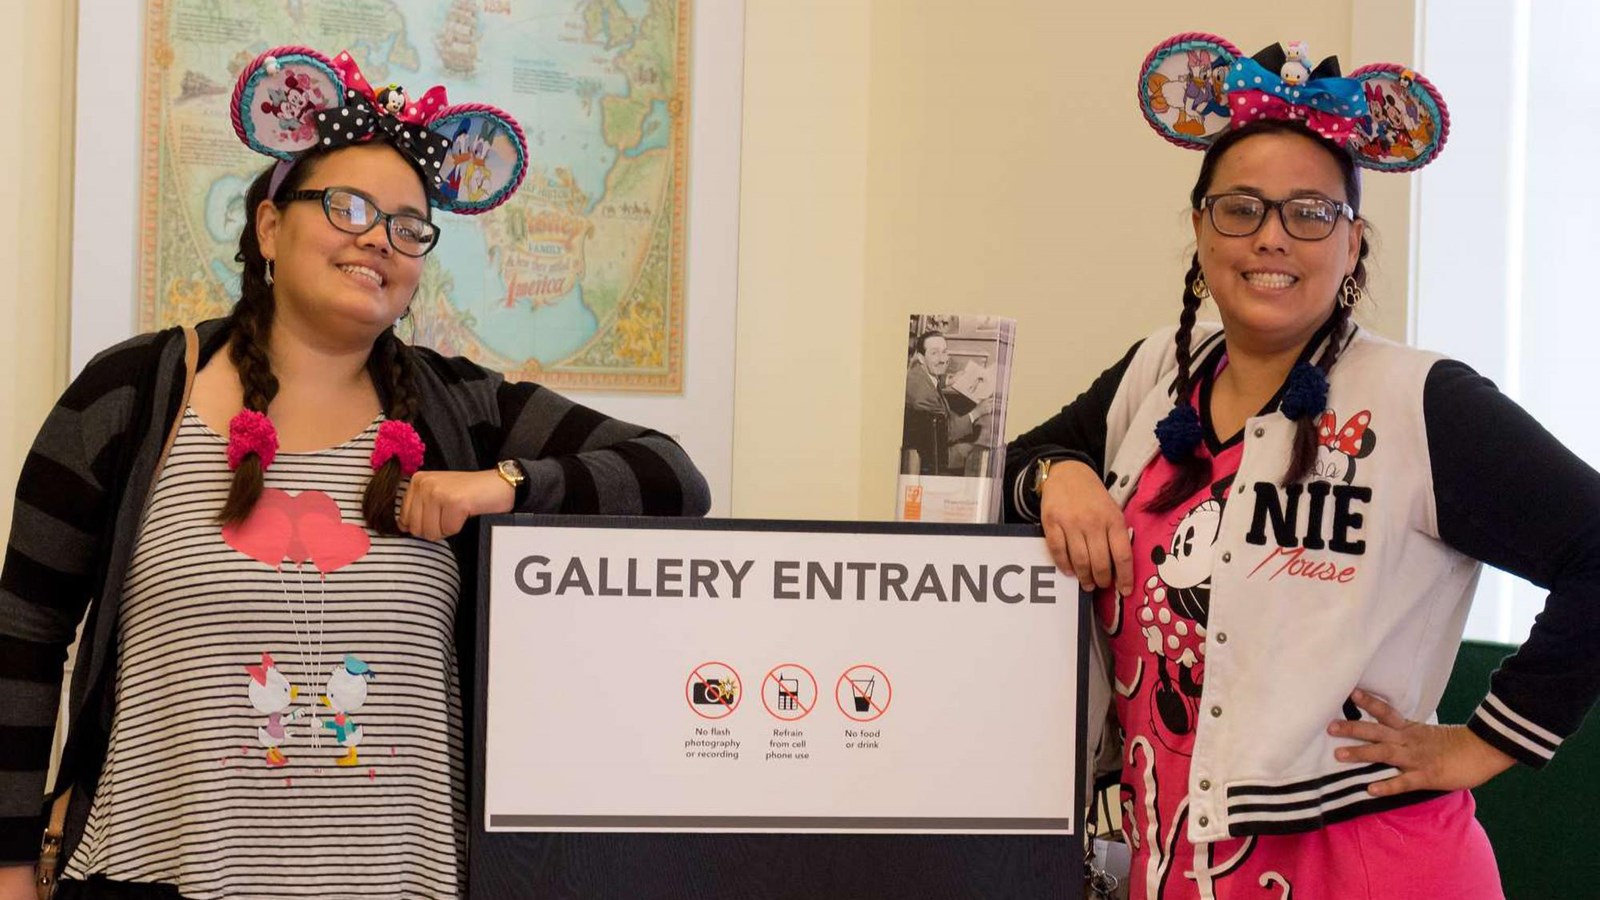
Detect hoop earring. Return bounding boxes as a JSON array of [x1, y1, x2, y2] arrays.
[[264, 259, 275, 286], [1191, 270, 1211, 301], [1339, 274, 1365, 309]]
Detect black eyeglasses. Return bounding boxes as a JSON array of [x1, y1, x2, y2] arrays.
[[1199, 192, 1356, 241], [281, 187, 440, 257]]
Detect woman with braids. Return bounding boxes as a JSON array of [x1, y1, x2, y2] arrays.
[[0, 48, 707, 900], [1007, 36, 1600, 899]]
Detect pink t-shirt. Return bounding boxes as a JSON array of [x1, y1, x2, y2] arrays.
[[1097, 366, 1502, 900]]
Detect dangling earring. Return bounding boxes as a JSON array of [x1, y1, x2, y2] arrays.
[[1339, 274, 1365, 309], [264, 258, 275, 286], [1191, 270, 1211, 300]]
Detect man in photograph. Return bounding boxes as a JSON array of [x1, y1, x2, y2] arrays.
[[905, 331, 992, 473]]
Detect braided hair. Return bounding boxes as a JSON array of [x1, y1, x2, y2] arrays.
[[1145, 119, 1371, 514], [219, 141, 427, 536]]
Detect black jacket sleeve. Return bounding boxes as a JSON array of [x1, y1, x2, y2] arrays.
[[414, 349, 712, 517], [1424, 360, 1600, 767], [0, 337, 147, 861], [1002, 340, 1142, 523]]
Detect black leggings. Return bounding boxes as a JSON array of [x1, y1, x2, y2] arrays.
[[54, 876, 187, 899]]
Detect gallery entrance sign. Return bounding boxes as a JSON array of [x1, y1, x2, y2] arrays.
[[472, 517, 1090, 898]]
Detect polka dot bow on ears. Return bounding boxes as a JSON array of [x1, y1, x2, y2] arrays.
[[1136, 33, 1450, 172], [231, 45, 528, 212]]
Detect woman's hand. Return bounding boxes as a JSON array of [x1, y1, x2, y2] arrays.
[[1038, 460, 1134, 596], [1328, 689, 1516, 797], [398, 469, 516, 541]]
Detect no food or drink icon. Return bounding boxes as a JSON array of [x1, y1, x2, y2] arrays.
[[835, 664, 891, 722]]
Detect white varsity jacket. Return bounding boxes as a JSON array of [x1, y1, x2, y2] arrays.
[[1005, 320, 1600, 843]]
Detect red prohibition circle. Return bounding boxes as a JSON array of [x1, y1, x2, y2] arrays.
[[835, 664, 891, 722], [685, 661, 742, 719], [760, 663, 818, 721]]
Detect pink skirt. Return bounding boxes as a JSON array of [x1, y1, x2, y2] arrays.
[[1123, 790, 1503, 900]]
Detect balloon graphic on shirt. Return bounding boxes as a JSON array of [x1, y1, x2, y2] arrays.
[[222, 488, 371, 573], [1141, 474, 1234, 750]]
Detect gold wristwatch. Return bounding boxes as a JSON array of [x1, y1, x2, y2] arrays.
[[1031, 457, 1058, 496], [496, 459, 526, 490]]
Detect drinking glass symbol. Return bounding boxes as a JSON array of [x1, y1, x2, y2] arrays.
[[849, 676, 876, 713]]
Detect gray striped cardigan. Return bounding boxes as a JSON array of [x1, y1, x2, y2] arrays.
[[0, 318, 711, 862]]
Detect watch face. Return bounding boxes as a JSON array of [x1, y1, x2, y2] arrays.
[[499, 460, 525, 484]]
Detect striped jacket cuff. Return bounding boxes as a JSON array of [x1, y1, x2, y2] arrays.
[[1467, 692, 1562, 768]]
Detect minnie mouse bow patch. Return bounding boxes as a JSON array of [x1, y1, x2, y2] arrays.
[[1318, 409, 1372, 456], [231, 45, 528, 213], [1137, 33, 1450, 171]]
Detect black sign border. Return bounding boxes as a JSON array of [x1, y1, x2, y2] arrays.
[[470, 515, 1089, 899]]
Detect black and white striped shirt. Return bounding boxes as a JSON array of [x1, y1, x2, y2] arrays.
[[63, 411, 465, 898], [1, 319, 709, 865]]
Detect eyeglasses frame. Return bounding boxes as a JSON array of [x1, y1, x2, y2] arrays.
[[1198, 192, 1357, 242], [279, 186, 441, 257]]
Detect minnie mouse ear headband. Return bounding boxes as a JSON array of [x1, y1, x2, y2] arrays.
[[1137, 33, 1450, 172], [231, 46, 528, 213]]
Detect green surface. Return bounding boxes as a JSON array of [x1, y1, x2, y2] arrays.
[[1438, 640, 1600, 899]]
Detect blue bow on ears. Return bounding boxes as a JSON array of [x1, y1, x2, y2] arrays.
[[1224, 49, 1369, 146]]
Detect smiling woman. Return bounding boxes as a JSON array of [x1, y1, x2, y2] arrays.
[[0, 45, 708, 900], [1004, 32, 1600, 900]]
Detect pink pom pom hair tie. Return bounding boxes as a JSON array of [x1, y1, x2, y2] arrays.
[[371, 419, 426, 476], [227, 409, 280, 470]]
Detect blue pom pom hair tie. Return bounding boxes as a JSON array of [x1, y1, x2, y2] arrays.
[[1155, 402, 1204, 463], [1280, 362, 1330, 420]]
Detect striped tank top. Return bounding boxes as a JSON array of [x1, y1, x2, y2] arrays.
[[63, 410, 465, 898]]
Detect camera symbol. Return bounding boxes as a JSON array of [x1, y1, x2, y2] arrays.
[[692, 677, 738, 706]]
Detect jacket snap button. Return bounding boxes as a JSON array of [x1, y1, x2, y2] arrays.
[[1210, 706, 1223, 718], [1119, 475, 1129, 487], [1199, 779, 1211, 791], [1216, 632, 1228, 644], [1198, 816, 1210, 827], [1221, 552, 1232, 563], [1253, 427, 1265, 438]]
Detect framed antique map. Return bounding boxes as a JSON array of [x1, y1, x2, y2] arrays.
[[138, 0, 690, 391]]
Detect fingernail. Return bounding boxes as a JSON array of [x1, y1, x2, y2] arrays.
[[1335, 749, 1347, 761], [1351, 689, 1365, 701], [1327, 722, 1340, 735]]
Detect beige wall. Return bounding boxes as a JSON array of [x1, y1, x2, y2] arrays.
[[0, 0, 75, 542], [731, 1, 871, 519], [737, 0, 1414, 520]]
